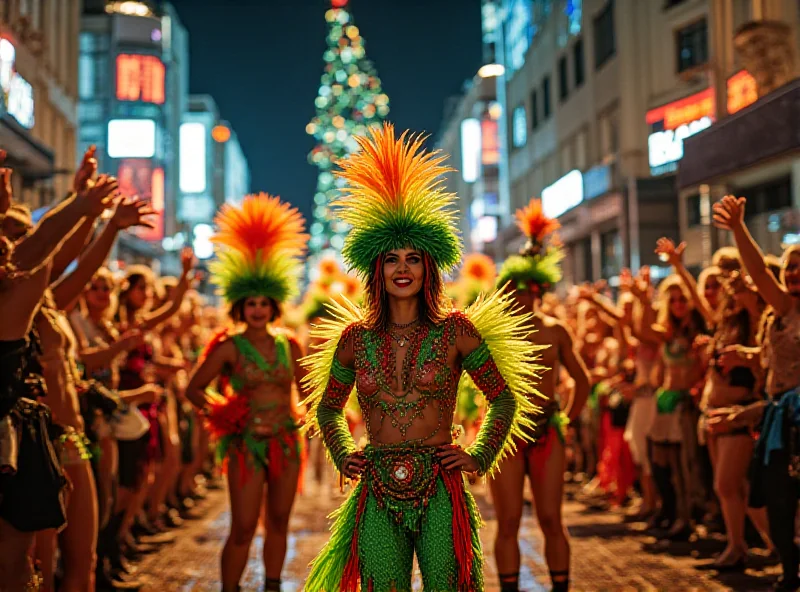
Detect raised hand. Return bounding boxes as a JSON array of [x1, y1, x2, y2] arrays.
[[112, 196, 155, 230], [712, 195, 746, 231], [655, 237, 686, 267], [73, 146, 98, 194], [180, 246, 196, 277], [79, 174, 119, 217], [0, 150, 12, 211]]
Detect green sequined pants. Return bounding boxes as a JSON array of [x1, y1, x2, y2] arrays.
[[358, 476, 482, 591]]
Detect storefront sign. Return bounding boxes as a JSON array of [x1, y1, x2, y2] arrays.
[[542, 170, 583, 219], [116, 54, 165, 104], [0, 38, 35, 129], [583, 164, 611, 200], [646, 70, 759, 175]]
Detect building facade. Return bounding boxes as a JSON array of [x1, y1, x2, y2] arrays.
[[492, 0, 798, 284], [79, 0, 188, 261], [437, 75, 504, 258], [179, 94, 250, 262], [0, 0, 81, 209]]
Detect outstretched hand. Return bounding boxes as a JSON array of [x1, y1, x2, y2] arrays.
[[73, 146, 98, 194], [712, 195, 746, 231], [112, 196, 155, 230], [79, 174, 119, 217], [655, 237, 686, 267]]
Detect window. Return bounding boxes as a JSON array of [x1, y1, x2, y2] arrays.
[[542, 76, 552, 118], [574, 38, 585, 87], [601, 230, 622, 279], [599, 111, 618, 157], [558, 56, 569, 101], [676, 19, 708, 73], [512, 105, 527, 148], [79, 55, 95, 99], [530, 89, 539, 130], [686, 194, 702, 227], [739, 176, 792, 218], [593, 0, 615, 69]]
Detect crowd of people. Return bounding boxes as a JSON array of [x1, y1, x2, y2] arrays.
[[0, 147, 222, 591], [1, 124, 800, 592]]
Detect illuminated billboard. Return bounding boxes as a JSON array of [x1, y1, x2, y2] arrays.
[[179, 122, 207, 194], [108, 119, 156, 158], [460, 118, 481, 183], [0, 38, 34, 129], [116, 54, 165, 104], [117, 159, 164, 241], [542, 170, 583, 219], [481, 119, 500, 165]]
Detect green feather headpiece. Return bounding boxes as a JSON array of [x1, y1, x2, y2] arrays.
[[209, 193, 308, 304], [497, 198, 564, 291], [333, 123, 462, 276]]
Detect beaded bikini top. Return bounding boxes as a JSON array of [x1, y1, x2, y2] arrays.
[[227, 333, 293, 393], [350, 312, 476, 445]]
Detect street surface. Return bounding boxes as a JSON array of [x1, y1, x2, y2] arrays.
[[132, 478, 780, 591]]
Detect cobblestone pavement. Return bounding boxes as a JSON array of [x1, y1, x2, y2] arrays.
[[133, 478, 780, 592]]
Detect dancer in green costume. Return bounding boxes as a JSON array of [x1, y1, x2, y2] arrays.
[[302, 124, 544, 592]]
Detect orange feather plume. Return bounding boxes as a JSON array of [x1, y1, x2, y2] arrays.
[[462, 253, 496, 285], [515, 198, 560, 242], [211, 193, 309, 260]]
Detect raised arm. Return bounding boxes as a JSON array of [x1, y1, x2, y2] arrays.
[[137, 248, 195, 332], [714, 196, 792, 315], [52, 197, 154, 311], [79, 330, 143, 373], [656, 238, 715, 326], [13, 176, 118, 273]]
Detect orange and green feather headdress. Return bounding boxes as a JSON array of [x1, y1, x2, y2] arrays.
[[333, 123, 462, 276], [497, 198, 564, 291], [210, 193, 309, 304], [457, 252, 497, 308]]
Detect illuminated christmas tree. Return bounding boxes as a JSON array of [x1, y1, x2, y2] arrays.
[[306, 0, 389, 267]]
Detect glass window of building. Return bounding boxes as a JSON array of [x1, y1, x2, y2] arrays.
[[686, 194, 702, 227], [593, 0, 615, 70], [601, 230, 622, 278], [573, 38, 585, 87], [542, 76, 552, 118], [558, 56, 569, 101], [599, 111, 618, 158], [512, 105, 527, 148], [575, 128, 587, 170], [79, 55, 95, 99], [676, 19, 708, 73], [530, 89, 539, 130]]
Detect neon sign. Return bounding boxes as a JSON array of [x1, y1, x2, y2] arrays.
[[0, 38, 34, 129], [116, 54, 165, 104]]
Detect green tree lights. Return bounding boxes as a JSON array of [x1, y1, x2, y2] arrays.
[[306, 0, 389, 265]]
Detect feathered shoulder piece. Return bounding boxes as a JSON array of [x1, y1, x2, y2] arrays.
[[497, 198, 564, 291], [461, 290, 546, 473], [299, 297, 364, 435], [210, 193, 309, 304], [334, 123, 462, 276]]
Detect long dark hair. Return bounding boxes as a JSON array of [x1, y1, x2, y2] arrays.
[[363, 251, 450, 331]]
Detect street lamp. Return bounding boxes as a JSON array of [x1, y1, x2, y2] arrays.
[[478, 63, 505, 78], [211, 125, 231, 143]]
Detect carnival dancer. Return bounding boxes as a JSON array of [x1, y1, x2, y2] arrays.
[[491, 198, 591, 592], [302, 124, 542, 592], [710, 195, 800, 591], [185, 194, 309, 592]]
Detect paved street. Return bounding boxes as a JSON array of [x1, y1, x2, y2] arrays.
[[132, 477, 781, 591]]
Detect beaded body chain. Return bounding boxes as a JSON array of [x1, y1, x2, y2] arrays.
[[352, 314, 479, 445]]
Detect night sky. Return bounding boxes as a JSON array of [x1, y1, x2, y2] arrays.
[[168, 0, 483, 221]]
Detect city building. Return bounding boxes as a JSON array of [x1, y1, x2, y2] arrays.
[[79, 0, 189, 262], [678, 1, 800, 267], [178, 94, 250, 262], [0, 0, 81, 209], [437, 75, 504, 258], [491, 0, 796, 284]]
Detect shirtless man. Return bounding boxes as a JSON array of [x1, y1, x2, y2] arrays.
[[491, 199, 591, 592]]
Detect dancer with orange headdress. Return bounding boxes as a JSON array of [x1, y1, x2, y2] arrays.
[[302, 124, 543, 592], [491, 199, 591, 592], [184, 194, 309, 592]]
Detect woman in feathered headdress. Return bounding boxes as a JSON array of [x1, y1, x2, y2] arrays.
[[302, 123, 543, 592], [184, 194, 309, 592], [491, 198, 591, 592]]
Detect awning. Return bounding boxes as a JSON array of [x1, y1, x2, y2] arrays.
[[678, 78, 800, 189], [0, 114, 55, 180]]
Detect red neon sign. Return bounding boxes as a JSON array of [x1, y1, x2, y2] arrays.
[[118, 159, 165, 242], [116, 54, 165, 105], [646, 70, 759, 130]]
